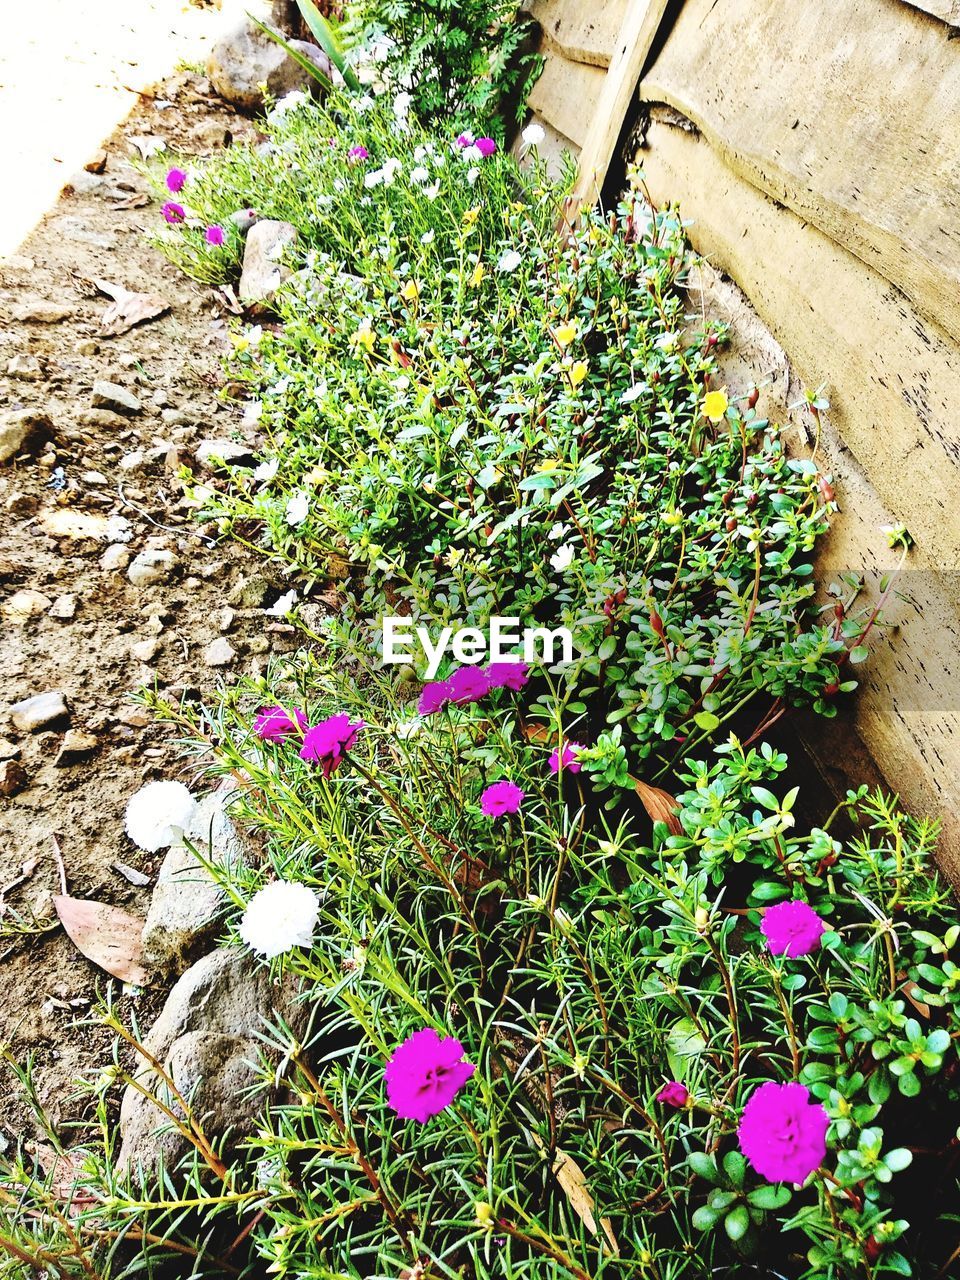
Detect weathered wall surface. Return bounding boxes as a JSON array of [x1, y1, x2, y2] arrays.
[[521, 0, 960, 876]]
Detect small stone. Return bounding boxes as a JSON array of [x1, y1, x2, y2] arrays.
[[144, 614, 165, 636], [49, 594, 77, 619], [238, 219, 297, 305], [54, 729, 99, 766], [195, 439, 257, 470], [227, 574, 271, 608], [128, 549, 179, 587], [119, 450, 145, 472], [218, 607, 236, 633], [100, 543, 132, 572], [118, 706, 152, 728], [5, 491, 39, 517], [204, 637, 236, 667], [7, 353, 43, 381], [77, 408, 129, 430], [0, 410, 52, 463], [65, 170, 104, 196], [82, 470, 108, 485], [75, 339, 99, 356], [40, 509, 132, 543], [9, 690, 70, 733], [3, 589, 52, 622], [0, 760, 28, 797], [91, 381, 141, 416], [12, 300, 75, 324], [131, 637, 159, 662], [0, 738, 21, 760]]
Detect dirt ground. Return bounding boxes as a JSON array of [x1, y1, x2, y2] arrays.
[[0, 72, 290, 1141]]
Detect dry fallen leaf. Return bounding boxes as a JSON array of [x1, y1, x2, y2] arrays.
[[634, 777, 683, 835], [529, 1132, 620, 1256], [95, 278, 170, 335], [127, 134, 166, 160], [109, 192, 150, 210], [53, 895, 149, 985]]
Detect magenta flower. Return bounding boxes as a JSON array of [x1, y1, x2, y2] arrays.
[[549, 741, 583, 774], [418, 680, 452, 716], [161, 202, 185, 225], [480, 780, 524, 818], [385, 1027, 475, 1123], [475, 137, 497, 157], [299, 713, 364, 777], [761, 900, 827, 959], [455, 132, 474, 148], [165, 168, 187, 194], [738, 1081, 829, 1183], [253, 705, 308, 743], [348, 145, 369, 162], [205, 224, 225, 246], [485, 661, 530, 691], [657, 1081, 690, 1109], [447, 665, 492, 706]]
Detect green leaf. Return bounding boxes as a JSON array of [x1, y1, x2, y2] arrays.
[[694, 711, 721, 733], [688, 1152, 720, 1184], [692, 1205, 720, 1232], [722, 1151, 747, 1188], [747, 1184, 792, 1210], [883, 1148, 913, 1173], [724, 1204, 750, 1242], [249, 16, 333, 90], [293, 0, 361, 90]]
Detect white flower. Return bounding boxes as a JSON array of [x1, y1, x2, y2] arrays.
[[410, 166, 430, 185], [462, 143, 483, 164], [124, 781, 197, 853], [421, 229, 435, 245], [466, 167, 481, 187], [382, 156, 402, 184], [238, 881, 321, 959], [364, 168, 384, 189], [497, 248, 522, 274], [393, 90, 411, 118], [333, 177, 345, 192], [550, 542, 575, 572], [548, 521, 567, 541], [395, 718, 422, 739], [254, 456, 279, 484], [620, 385, 643, 404], [355, 93, 376, 113], [266, 588, 298, 617], [414, 145, 428, 161], [246, 325, 263, 346], [285, 492, 310, 526], [424, 182, 441, 201], [522, 122, 545, 147]]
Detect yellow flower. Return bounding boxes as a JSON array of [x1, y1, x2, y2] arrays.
[[352, 320, 376, 354], [469, 260, 485, 288], [702, 388, 729, 423], [461, 206, 480, 228], [400, 280, 420, 302], [475, 1201, 495, 1230], [446, 547, 464, 567], [535, 459, 559, 474], [568, 360, 588, 388], [554, 322, 577, 348]]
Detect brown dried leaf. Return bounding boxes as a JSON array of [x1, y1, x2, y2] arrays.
[[529, 1132, 620, 1256], [109, 193, 150, 210], [53, 894, 149, 984], [634, 777, 683, 835], [95, 279, 169, 335]]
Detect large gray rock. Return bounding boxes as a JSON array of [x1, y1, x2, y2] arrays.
[[206, 17, 329, 112], [116, 947, 308, 1181], [142, 787, 256, 973], [238, 219, 297, 306]]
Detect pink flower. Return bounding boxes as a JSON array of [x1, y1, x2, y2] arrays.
[[738, 1082, 829, 1184], [299, 713, 364, 777], [348, 145, 369, 162], [165, 168, 187, 194], [205, 224, 225, 246], [761, 900, 826, 959], [447, 665, 491, 706], [418, 680, 452, 716], [253, 705, 308, 743], [455, 132, 474, 148], [475, 137, 497, 157], [549, 741, 583, 774], [485, 661, 529, 691], [161, 202, 185, 225], [657, 1081, 690, 1109], [480, 780, 524, 818], [385, 1027, 475, 1123]]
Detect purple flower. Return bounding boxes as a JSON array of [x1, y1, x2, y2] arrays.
[[205, 224, 225, 246], [447, 665, 492, 706], [253, 705, 308, 743], [761, 900, 827, 959], [455, 131, 474, 149], [165, 167, 187, 194], [657, 1081, 690, 1109], [161, 202, 185, 225], [348, 145, 369, 163], [480, 780, 524, 818], [418, 680, 452, 716], [475, 137, 497, 158], [549, 741, 583, 774], [385, 1027, 475, 1123], [299, 713, 364, 777], [738, 1081, 829, 1184], [485, 661, 530, 691]]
